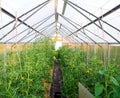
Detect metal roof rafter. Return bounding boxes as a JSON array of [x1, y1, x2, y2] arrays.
[[12, 21, 55, 45], [61, 23, 92, 43], [66, 1, 120, 43], [5, 13, 55, 43], [60, 29, 80, 43], [17, 26, 56, 46], [59, 23, 89, 44], [45, 28, 56, 36], [23, 25, 55, 42], [58, 14, 101, 45], [54, 0, 59, 34], [68, 0, 120, 32], [24, 21, 56, 42], [0, 0, 49, 30], [59, 15, 94, 42], [12, 24, 56, 47], [0, 1, 49, 40], [59, 13, 109, 43]]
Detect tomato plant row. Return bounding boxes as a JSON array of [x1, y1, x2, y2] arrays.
[[0, 39, 120, 98], [0, 38, 54, 97], [57, 46, 120, 98]]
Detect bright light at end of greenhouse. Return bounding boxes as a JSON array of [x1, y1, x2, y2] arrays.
[[52, 33, 62, 50], [51, 33, 62, 41]]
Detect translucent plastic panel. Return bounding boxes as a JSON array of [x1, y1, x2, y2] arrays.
[[0, 0, 120, 44]]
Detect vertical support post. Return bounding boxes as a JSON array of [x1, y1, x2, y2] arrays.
[[108, 45, 110, 66], [81, 43, 84, 61], [4, 43, 7, 67], [86, 44, 89, 64], [94, 44, 96, 55], [15, 11, 22, 70], [101, 45, 105, 66], [15, 11, 19, 51]]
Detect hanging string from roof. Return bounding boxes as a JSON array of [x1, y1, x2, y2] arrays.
[[3, 43, 7, 67], [13, 11, 18, 47], [14, 12, 18, 48], [99, 7, 105, 66], [15, 11, 18, 38], [15, 11, 22, 70]]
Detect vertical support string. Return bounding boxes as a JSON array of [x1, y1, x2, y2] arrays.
[[94, 44, 96, 55], [4, 43, 7, 67], [86, 44, 89, 64], [107, 45, 110, 66], [99, 7, 106, 66], [15, 11, 22, 70], [15, 11, 18, 43]]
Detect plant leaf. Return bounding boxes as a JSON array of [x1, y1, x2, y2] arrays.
[[113, 86, 120, 97], [98, 70, 107, 75], [116, 76, 120, 81], [95, 82, 104, 97], [110, 76, 119, 86]]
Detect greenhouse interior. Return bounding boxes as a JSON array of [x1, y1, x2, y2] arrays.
[[0, 0, 120, 98]]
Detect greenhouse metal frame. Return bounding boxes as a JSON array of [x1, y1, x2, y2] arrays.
[[0, 0, 120, 98]]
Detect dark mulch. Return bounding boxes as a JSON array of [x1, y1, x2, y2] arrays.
[[50, 59, 63, 98]]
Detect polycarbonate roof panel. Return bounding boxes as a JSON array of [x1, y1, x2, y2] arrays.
[[60, 0, 120, 44], [0, 0, 55, 43], [0, 0, 120, 44]]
